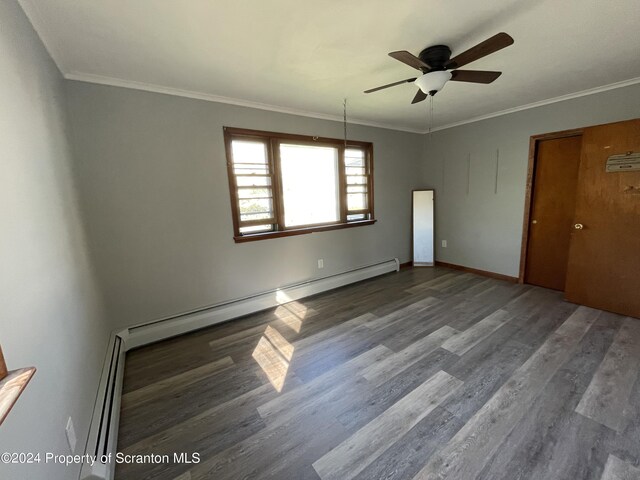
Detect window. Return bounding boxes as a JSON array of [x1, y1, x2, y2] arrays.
[[224, 127, 375, 242]]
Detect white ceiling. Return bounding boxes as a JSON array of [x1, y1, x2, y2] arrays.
[[20, 0, 640, 132]]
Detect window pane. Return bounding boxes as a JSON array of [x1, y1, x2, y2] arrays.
[[345, 148, 365, 167], [239, 198, 273, 217], [240, 212, 273, 222], [231, 140, 269, 174], [347, 193, 367, 211], [279, 144, 340, 227], [238, 187, 271, 199], [234, 164, 269, 175], [346, 175, 367, 185], [344, 147, 368, 215], [240, 224, 273, 234], [345, 158, 365, 167], [231, 140, 268, 164], [236, 175, 271, 187], [346, 166, 366, 176], [345, 148, 364, 159]]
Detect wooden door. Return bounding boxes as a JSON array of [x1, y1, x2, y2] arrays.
[[524, 135, 582, 290], [565, 119, 640, 318]]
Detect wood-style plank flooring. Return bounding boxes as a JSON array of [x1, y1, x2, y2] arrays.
[[115, 267, 640, 480]]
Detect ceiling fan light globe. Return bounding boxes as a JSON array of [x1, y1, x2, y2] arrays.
[[415, 71, 452, 95]]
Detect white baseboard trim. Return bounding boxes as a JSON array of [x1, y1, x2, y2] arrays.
[[80, 257, 399, 480]]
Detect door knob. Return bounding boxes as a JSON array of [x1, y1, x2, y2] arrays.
[[574, 223, 584, 230]]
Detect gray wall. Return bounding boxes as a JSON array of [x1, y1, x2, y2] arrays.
[[4, 1, 639, 477], [65, 82, 424, 327], [422, 83, 640, 277], [0, 2, 109, 480]]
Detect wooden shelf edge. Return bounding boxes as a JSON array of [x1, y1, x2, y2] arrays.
[[0, 367, 36, 426]]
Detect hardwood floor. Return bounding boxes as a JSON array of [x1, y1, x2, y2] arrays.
[[115, 267, 640, 480]]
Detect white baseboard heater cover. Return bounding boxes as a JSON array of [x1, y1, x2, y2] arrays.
[[79, 334, 125, 480], [80, 258, 399, 480]]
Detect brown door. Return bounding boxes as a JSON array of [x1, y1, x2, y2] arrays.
[[524, 135, 582, 290], [565, 119, 640, 318]]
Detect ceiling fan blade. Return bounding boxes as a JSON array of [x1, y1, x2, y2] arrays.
[[364, 78, 417, 94], [389, 51, 430, 71], [450, 70, 502, 83], [446, 32, 514, 69], [411, 89, 428, 104]]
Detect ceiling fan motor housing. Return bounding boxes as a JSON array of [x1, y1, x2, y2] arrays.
[[418, 45, 452, 70]]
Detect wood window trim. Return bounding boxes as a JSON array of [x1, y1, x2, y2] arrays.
[[0, 345, 36, 426], [233, 219, 377, 242], [224, 127, 376, 243]]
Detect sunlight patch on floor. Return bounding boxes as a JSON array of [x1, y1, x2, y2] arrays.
[[252, 326, 295, 392], [274, 299, 309, 334], [264, 325, 294, 361]]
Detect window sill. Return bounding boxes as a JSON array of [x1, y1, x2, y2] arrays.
[[0, 367, 36, 425], [233, 219, 377, 243]]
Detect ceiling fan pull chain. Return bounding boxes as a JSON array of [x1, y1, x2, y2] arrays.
[[343, 97, 348, 149], [428, 95, 434, 136]]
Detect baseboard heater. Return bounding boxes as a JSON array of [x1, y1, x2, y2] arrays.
[[79, 334, 125, 480], [80, 258, 399, 480]]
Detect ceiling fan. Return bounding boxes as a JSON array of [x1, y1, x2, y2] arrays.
[[365, 32, 514, 104]]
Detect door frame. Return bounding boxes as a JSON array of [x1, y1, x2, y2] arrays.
[[518, 127, 584, 284]]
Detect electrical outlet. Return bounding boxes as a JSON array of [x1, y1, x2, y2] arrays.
[[441, 240, 448, 248], [65, 417, 77, 453], [317, 259, 324, 269]]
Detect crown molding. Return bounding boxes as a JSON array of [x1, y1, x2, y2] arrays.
[[66, 72, 640, 137], [427, 76, 640, 133], [20, 0, 640, 137], [64, 72, 425, 134], [18, 0, 71, 74]]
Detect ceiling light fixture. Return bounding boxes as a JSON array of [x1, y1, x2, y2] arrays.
[[414, 70, 452, 96]]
